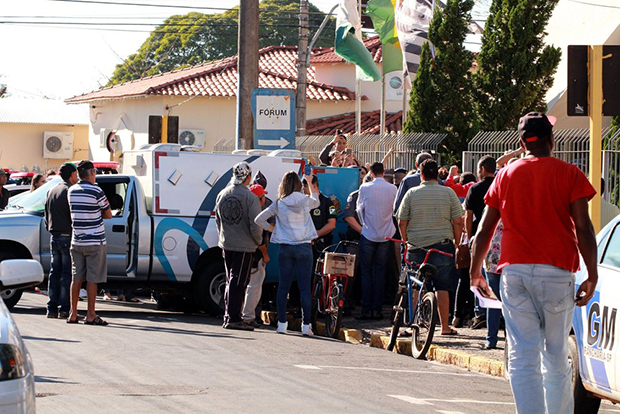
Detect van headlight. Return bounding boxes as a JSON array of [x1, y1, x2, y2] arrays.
[[0, 344, 26, 381]]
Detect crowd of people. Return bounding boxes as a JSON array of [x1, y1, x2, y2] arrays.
[[0, 112, 601, 413], [215, 112, 599, 413]]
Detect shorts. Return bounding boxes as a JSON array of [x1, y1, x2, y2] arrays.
[[406, 239, 455, 292], [71, 243, 107, 284]]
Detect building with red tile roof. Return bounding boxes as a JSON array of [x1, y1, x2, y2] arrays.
[[306, 110, 403, 135], [66, 37, 407, 161]]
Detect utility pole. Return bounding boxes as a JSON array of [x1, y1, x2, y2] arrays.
[[588, 45, 603, 232], [236, 0, 259, 150], [296, 0, 309, 137]]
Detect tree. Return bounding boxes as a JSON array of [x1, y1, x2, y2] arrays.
[[107, 0, 335, 86], [474, 0, 561, 131], [403, 0, 477, 165]]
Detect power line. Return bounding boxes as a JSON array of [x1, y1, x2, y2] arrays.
[[45, 0, 337, 15], [566, 0, 620, 9], [0, 21, 326, 30]]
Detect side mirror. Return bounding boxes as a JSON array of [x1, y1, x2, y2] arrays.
[[0, 260, 44, 292]]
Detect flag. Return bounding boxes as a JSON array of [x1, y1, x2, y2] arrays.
[[366, 0, 403, 74], [335, 0, 382, 82], [395, 0, 435, 82]]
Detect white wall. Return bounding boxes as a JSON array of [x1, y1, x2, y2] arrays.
[[544, 0, 620, 128]]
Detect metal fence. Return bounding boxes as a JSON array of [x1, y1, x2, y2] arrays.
[[213, 133, 448, 170], [463, 128, 620, 206]]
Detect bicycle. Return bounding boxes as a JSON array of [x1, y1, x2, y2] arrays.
[[385, 237, 453, 359], [311, 240, 356, 339]]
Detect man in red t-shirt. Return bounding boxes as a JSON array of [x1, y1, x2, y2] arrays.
[[470, 112, 598, 414]]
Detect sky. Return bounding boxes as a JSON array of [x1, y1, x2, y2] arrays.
[[0, 0, 485, 101]]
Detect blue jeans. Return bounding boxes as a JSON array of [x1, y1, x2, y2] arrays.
[[406, 240, 456, 292], [48, 234, 72, 313], [502, 264, 575, 414], [359, 236, 390, 313], [277, 243, 313, 324], [486, 271, 502, 347]]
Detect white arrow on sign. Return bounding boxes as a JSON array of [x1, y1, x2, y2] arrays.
[[257, 137, 290, 148]]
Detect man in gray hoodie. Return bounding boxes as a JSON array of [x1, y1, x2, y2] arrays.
[[215, 161, 263, 331]]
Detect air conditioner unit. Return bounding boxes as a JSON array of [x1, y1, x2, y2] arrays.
[[43, 132, 74, 159], [178, 129, 206, 148]]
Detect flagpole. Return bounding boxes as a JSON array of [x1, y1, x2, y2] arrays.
[[356, 0, 362, 135], [402, 75, 407, 127], [380, 71, 386, 134]]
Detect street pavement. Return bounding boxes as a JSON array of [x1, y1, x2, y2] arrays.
[[13, 291, 517, 414]]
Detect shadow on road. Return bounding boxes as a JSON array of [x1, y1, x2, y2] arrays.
[[35, 375, 78, 385], [22, 335, 81, 343]]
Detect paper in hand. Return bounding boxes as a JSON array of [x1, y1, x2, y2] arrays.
[[470, 286, 502, 309]]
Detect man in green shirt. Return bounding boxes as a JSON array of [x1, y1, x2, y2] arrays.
[[396, 159, 464, 335]]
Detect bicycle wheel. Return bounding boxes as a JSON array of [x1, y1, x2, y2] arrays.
[[387, 290, 406, 352], [324, 282, 343, 339], [310, 277, 321, 334], [411, 291, 437, 359]]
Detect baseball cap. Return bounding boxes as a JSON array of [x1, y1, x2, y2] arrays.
[[249, 184, 267, 197], [518, 112, 557, 143], [77, 160, 95, 171], [394, 167, 407, 175], [232, 161, 252, 185], [252, 171, 267, 188], [59, 162, 77, 177]]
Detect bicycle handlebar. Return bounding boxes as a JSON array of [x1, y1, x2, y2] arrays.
[[385, 237, 454, 266]]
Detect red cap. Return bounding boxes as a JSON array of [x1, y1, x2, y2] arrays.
[[249, 184, 267, 197]]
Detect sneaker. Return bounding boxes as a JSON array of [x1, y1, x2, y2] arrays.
[[79, 289, 88, 299], [301, 324, 314, 337], [46, 311, 58, 319], [58, 311, 69, 319], [471, 316, 487, 330], [223, 321, 254, 331], [244, 320, 263, 329], [276, 321, 288, 334]]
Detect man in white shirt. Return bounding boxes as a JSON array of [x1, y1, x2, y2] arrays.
[[356, 162, 397, 320]]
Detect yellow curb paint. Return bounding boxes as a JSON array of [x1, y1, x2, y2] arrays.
[[369, 335, 504, 378], [341, 329, 362, 344]]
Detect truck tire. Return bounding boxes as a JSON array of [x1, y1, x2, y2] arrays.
[[569, 335, 601, 414], [194, 262, 226, 315], [0, 251, 24, 310]]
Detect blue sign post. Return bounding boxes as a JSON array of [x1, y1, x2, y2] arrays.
[[251, 88, 295, 150]]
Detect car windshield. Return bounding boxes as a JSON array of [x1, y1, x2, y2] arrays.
[[6, 176, 62, 214]]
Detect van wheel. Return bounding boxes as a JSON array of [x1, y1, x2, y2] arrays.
[[0, 252, 23, 310], [194, 262, 226, 315], [569, 335, 601, 413]]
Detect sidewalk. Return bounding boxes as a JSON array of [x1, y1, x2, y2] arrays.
[[340, 315, 507, 377]]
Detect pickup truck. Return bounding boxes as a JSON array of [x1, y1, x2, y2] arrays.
[[0, 144, 359, 313]]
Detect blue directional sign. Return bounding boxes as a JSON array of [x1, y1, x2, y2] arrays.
[[251, 88, 295, 150]]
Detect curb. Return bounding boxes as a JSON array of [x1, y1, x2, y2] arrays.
[[260, 312, 503, 377], [369, 334, 505, 378]]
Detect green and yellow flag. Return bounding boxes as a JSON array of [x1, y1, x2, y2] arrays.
[[335, 0, 381, 81], [366, 0, 403, 74]]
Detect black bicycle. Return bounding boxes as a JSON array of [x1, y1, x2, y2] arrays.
[[386, 238, 453, 359]]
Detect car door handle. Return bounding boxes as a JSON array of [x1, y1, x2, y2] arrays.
[[112, 225, 126, 233]]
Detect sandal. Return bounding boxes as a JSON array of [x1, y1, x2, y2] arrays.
[[66, 318, 80, 324], [441, 329, 458, 336], [84, 316, 108, 326]]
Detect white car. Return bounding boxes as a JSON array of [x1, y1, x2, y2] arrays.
[[571, 212, 620, 413], [0, 259, 44, 414]]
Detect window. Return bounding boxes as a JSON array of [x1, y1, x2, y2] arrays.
[[602, 224, 620, 269]]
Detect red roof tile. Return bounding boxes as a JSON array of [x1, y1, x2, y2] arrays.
[[306, 110, 403, 135], [310, 36, 382, 64], [66, 45, 359, 104]]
